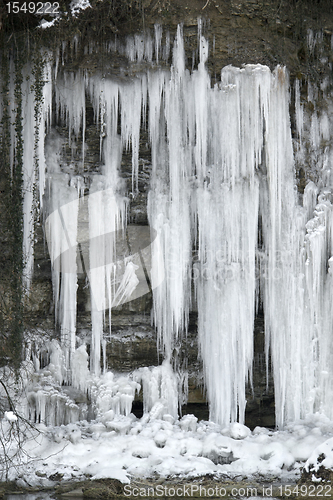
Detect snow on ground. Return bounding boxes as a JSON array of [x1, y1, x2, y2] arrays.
[[3, 412, 333, 487], [70, 0, 91, 16], [39, 0, 91, 28]]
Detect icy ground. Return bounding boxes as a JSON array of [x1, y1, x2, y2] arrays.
[[3, 412, 333, 487]]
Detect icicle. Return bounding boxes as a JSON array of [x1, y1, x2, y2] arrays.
[[119, 76, 146, 194], [259, 67, 311, 427], [307, 29, 316, 55], [144, 32, 153, 63], [197, 183, 259, 425], [163, 31, 171, 62], [88, 184, 109, 377], [154, 24, 162, 64], [295, 79, 304, 148], [55, 71, 86, 156], [102, 338, 107, 373]]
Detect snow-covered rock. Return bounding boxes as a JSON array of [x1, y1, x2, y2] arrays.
[[302, 437, 333, 482]]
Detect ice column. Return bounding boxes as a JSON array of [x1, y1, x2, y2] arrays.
[[195, 65, 267, 425], [148, 26, 192, 360], [302, 191, 333, 419], [260, 67, 307, 427], [45, 174, 79, 381]]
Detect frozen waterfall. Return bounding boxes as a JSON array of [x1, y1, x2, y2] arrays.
[[7, 25, 333, 428]]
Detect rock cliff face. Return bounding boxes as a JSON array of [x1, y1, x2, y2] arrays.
[[2, 0, 333, 428]]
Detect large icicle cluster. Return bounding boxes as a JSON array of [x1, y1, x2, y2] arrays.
[[10, 25, 333, 429], [146, 34, 295, 425], [145, 29, 333, 427]]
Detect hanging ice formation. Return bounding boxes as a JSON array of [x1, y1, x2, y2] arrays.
[[146, 28, 333, 427], [147, 31, 284, 426], [8, 25, 333, 428]]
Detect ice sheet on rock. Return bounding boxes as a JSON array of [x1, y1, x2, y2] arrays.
[[294, 72, 333, 188], [47, 339, 66, 386], [302, 191, 333, 419]]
